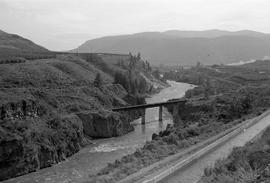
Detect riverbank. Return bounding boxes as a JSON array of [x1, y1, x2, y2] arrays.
[[161, 108, 270, 183], [88, 61, 270, 183], [124, 108, 270, 183], [89, 108, 266, 183]]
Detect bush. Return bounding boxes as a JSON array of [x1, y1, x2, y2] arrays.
[[94, 73, 102, 87]]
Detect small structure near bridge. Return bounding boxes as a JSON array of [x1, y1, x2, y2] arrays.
[[112, 99, 186, 125]]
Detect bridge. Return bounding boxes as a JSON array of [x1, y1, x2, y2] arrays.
[[112, 99, 186, 124]]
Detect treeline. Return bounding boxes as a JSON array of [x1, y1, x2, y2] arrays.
[[91, 52, 153, 95], [117, 52, 151, 72], [0, 52, 56, 63], [0, 55, 56, 64], [0, 58, 26, 64], [85, 53, 115, 75], [114, 52, 155, 95], [114, 70, 148, 95]]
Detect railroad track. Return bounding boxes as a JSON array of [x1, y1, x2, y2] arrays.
[[119, 109, 270, 183]]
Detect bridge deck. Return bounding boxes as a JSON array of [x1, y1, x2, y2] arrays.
[[112, 99, 186, 111]]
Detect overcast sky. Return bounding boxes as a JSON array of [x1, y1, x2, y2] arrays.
[[1, 0, 270, 51]]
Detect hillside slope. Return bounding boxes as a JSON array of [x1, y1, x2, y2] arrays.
[[0, 29, 49, 60], [0, 52, 167, 181], [76, 30, 270, 66]]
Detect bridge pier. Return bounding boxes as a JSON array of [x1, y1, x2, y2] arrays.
[[159, 106, 163, 122], [112, 99, 186, 126], [173, 104, 178, 120], [173, 103, 183, 126], [141, 109, 146, 125]]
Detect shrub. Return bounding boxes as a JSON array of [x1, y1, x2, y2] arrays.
[[94, 73, 102, 87]]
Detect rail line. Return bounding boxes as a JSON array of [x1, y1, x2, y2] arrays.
[[120, 109, 270, 183]]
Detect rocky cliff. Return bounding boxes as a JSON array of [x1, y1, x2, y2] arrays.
[[77, 111, 131, 138], [0, 100, 84, 181]]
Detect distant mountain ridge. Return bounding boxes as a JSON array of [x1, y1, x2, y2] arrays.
[[163, 29, 269, 38], [76, 29, 270, 65], [0, 30, 7, 35]]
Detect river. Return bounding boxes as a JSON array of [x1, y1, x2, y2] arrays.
[[4, 81, 195, 183]]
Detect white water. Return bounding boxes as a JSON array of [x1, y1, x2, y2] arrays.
[[4, 81, 195, 183], [227, 57, 270, 66], [227, 59, 256, 66]]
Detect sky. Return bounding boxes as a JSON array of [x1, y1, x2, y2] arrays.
[[0, 0, 270, 51]]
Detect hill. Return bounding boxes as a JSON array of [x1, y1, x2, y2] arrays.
[[76, 30, 270, 66], [0, 29, 49, 60], [163, 29, 268, 38], [0, 52, 166, 181]]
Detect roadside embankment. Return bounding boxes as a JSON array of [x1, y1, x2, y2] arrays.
[[138, 109, 270, 183], [199, 116, 270, 183]]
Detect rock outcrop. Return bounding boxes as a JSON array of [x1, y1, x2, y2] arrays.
[[0, 112, 84, 181], [77, 111, 133, 138], [76, 94, 146, 138], [0, 99, 43, 120]]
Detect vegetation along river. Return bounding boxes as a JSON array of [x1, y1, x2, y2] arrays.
[[4, 81, 195, 183]]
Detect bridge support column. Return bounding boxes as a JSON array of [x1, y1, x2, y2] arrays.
[[173, 104, 178, 120], [141, 109, 146, 125], [173, 103, 183, 126], [159, 106, 163, 122]]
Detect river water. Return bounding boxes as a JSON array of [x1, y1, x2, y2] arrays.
[[4, 81, 194, 183]]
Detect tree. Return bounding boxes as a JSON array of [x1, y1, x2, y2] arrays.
[[94, 73, 102, 87], [203, 77, 211, 99], [138, 77, 147, 93], [152, 69, 161, 79], [137, 52, 141, 61], [145, 60, 151, 71], [114, 71, 130, 92], [196, 61, 201, 68]]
